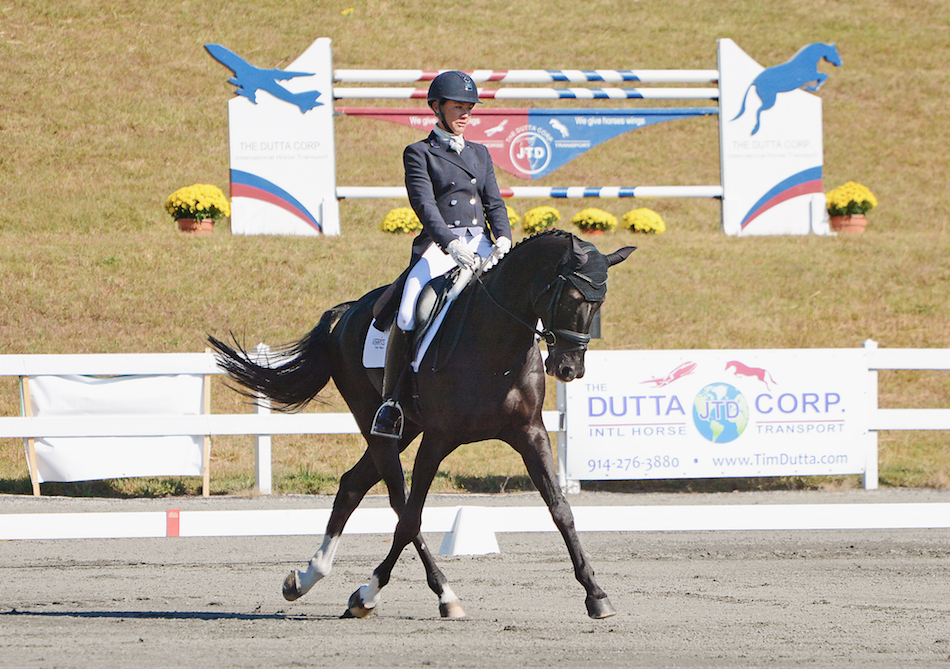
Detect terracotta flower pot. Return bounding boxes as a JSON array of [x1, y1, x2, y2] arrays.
[[177, 218, 215, 234], [830, 214, 867, 235]]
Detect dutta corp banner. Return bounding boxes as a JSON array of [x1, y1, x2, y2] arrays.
[[564, 349, 870, 481]]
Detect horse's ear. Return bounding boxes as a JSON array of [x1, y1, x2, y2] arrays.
[[606, 246, 636, 266], [571, 237, 590, 266]]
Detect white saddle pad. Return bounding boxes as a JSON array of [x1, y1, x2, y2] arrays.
[[362, 298, 453, 373]]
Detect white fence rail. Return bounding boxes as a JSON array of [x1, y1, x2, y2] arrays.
[[0, 351, 558, 497], [0, 342, 946, 497]]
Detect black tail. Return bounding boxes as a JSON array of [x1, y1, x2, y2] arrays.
[[207, 302, 353, 412]]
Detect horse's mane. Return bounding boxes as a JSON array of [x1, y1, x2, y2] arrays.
[[514, 227, 576, 249], [500, 227, 575, 263], [492, 228, 609, 301]]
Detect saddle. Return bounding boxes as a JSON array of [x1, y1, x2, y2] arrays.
[[367, 267, 463, 369]]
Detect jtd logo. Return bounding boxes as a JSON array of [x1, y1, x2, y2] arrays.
[[509, 131, 551, 176]]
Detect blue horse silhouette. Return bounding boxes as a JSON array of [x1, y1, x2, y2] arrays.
[[732, 43, 842, 135]]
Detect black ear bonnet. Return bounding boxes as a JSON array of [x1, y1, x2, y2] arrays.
[[563, 239, 609, 301]]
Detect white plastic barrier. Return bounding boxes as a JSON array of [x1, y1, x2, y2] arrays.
[[4, 503, 950, 554]]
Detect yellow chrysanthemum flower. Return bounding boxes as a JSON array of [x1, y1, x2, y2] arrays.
[[522, 206, 561, 234], [825, 181, 877, 217], [571, 207, 618, 232], [165, 184, 230, 221], [379, 207, 422, 233], [622, 208, 666, 234], [506, 205, 520, 228]]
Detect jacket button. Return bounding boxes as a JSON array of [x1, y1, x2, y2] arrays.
[[471, 178, 477, 184], [454, 220, 461, 225], [450, 199, 457, 206], [469, 198, 476, 205]]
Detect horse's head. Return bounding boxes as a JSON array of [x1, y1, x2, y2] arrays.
[[533, 235, 636, 382], [822, 43, 842, 67]]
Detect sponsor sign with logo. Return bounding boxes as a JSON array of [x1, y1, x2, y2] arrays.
[[718, 39, 837, 236], [208, 39, 340, 236], [564, 349, 869, 480]]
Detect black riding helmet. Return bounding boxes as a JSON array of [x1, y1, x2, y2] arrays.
[[427, 70, 481, 106]]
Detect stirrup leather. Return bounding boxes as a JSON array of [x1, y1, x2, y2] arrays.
[[371, 399, 404, 439]]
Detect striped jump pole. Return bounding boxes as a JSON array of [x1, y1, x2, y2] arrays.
[[333, 87, 718, 100], [336, 186, 724, 200], [333, 69, 719, 85]]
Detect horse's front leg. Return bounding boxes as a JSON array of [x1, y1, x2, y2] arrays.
[[805, 72, 828, 92], [345, 435, 464, 619], [507, 421, 616, 619]]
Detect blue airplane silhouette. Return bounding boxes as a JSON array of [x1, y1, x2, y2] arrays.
[[205, 44, 323, 113]]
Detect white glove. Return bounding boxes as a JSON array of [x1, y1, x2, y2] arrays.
[[447, 238, 476, 270], [490, 236, 512, 260]]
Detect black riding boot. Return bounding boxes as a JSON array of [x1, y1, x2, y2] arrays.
[[370, 326, 410, 439]]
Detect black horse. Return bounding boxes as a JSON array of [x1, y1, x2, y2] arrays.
[[209, 229, 635, 619]]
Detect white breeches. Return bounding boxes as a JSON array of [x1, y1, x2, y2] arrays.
[[397, 228, 492, 331]]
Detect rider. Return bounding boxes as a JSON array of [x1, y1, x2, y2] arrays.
[[371, 70, 513, 439]]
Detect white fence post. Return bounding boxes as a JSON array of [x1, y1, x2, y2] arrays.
[[251, 344, 273, 495], [862, 339, 880, 490], [556, 381, 579, 494]]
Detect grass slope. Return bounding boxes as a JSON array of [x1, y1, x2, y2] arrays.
[[0, 0, 947, 495]]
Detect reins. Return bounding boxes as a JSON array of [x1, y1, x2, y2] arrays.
[[430, 258, 593, 372]]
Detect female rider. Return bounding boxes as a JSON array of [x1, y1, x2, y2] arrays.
[[371, 70, 513, 438]]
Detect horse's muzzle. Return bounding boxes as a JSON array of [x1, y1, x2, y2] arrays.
[[546, 351, 585, 382]]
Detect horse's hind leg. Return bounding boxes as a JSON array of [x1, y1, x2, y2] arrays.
[[343, 435, 464, 619], [283, 448, 380, 601], [283, 432, 455, 613], [805, 72, 828, 92], [507, 422, 616, 619]]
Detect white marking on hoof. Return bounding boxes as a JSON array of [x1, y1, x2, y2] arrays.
[[345, 580, 380, 619], [360, 576, 382, 610]]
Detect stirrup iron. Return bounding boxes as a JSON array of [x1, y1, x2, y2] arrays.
[[371, 399, 404, 439]]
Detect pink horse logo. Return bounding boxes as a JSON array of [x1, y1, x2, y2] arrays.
[[642, 361, 697, 387], [725, 360, 776, 390]]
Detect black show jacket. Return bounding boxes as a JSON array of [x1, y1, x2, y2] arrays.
[[403, 132, 512, 264]]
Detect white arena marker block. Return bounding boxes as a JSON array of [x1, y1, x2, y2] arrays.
[[439, 507, 500, 556]]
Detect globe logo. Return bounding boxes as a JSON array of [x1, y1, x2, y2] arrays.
[[692, 383, 750, 443]]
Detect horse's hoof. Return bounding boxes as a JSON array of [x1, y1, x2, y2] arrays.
[[282, 571, 302, 602], [585, 594, 617, 619], [343, 588, 376, 619], [439, 600, 466, 619]]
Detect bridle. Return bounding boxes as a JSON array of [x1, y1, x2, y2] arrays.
[[476, 263, 598, 354], [529, 268, 597, 352], [430, 250, 602, 372]]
